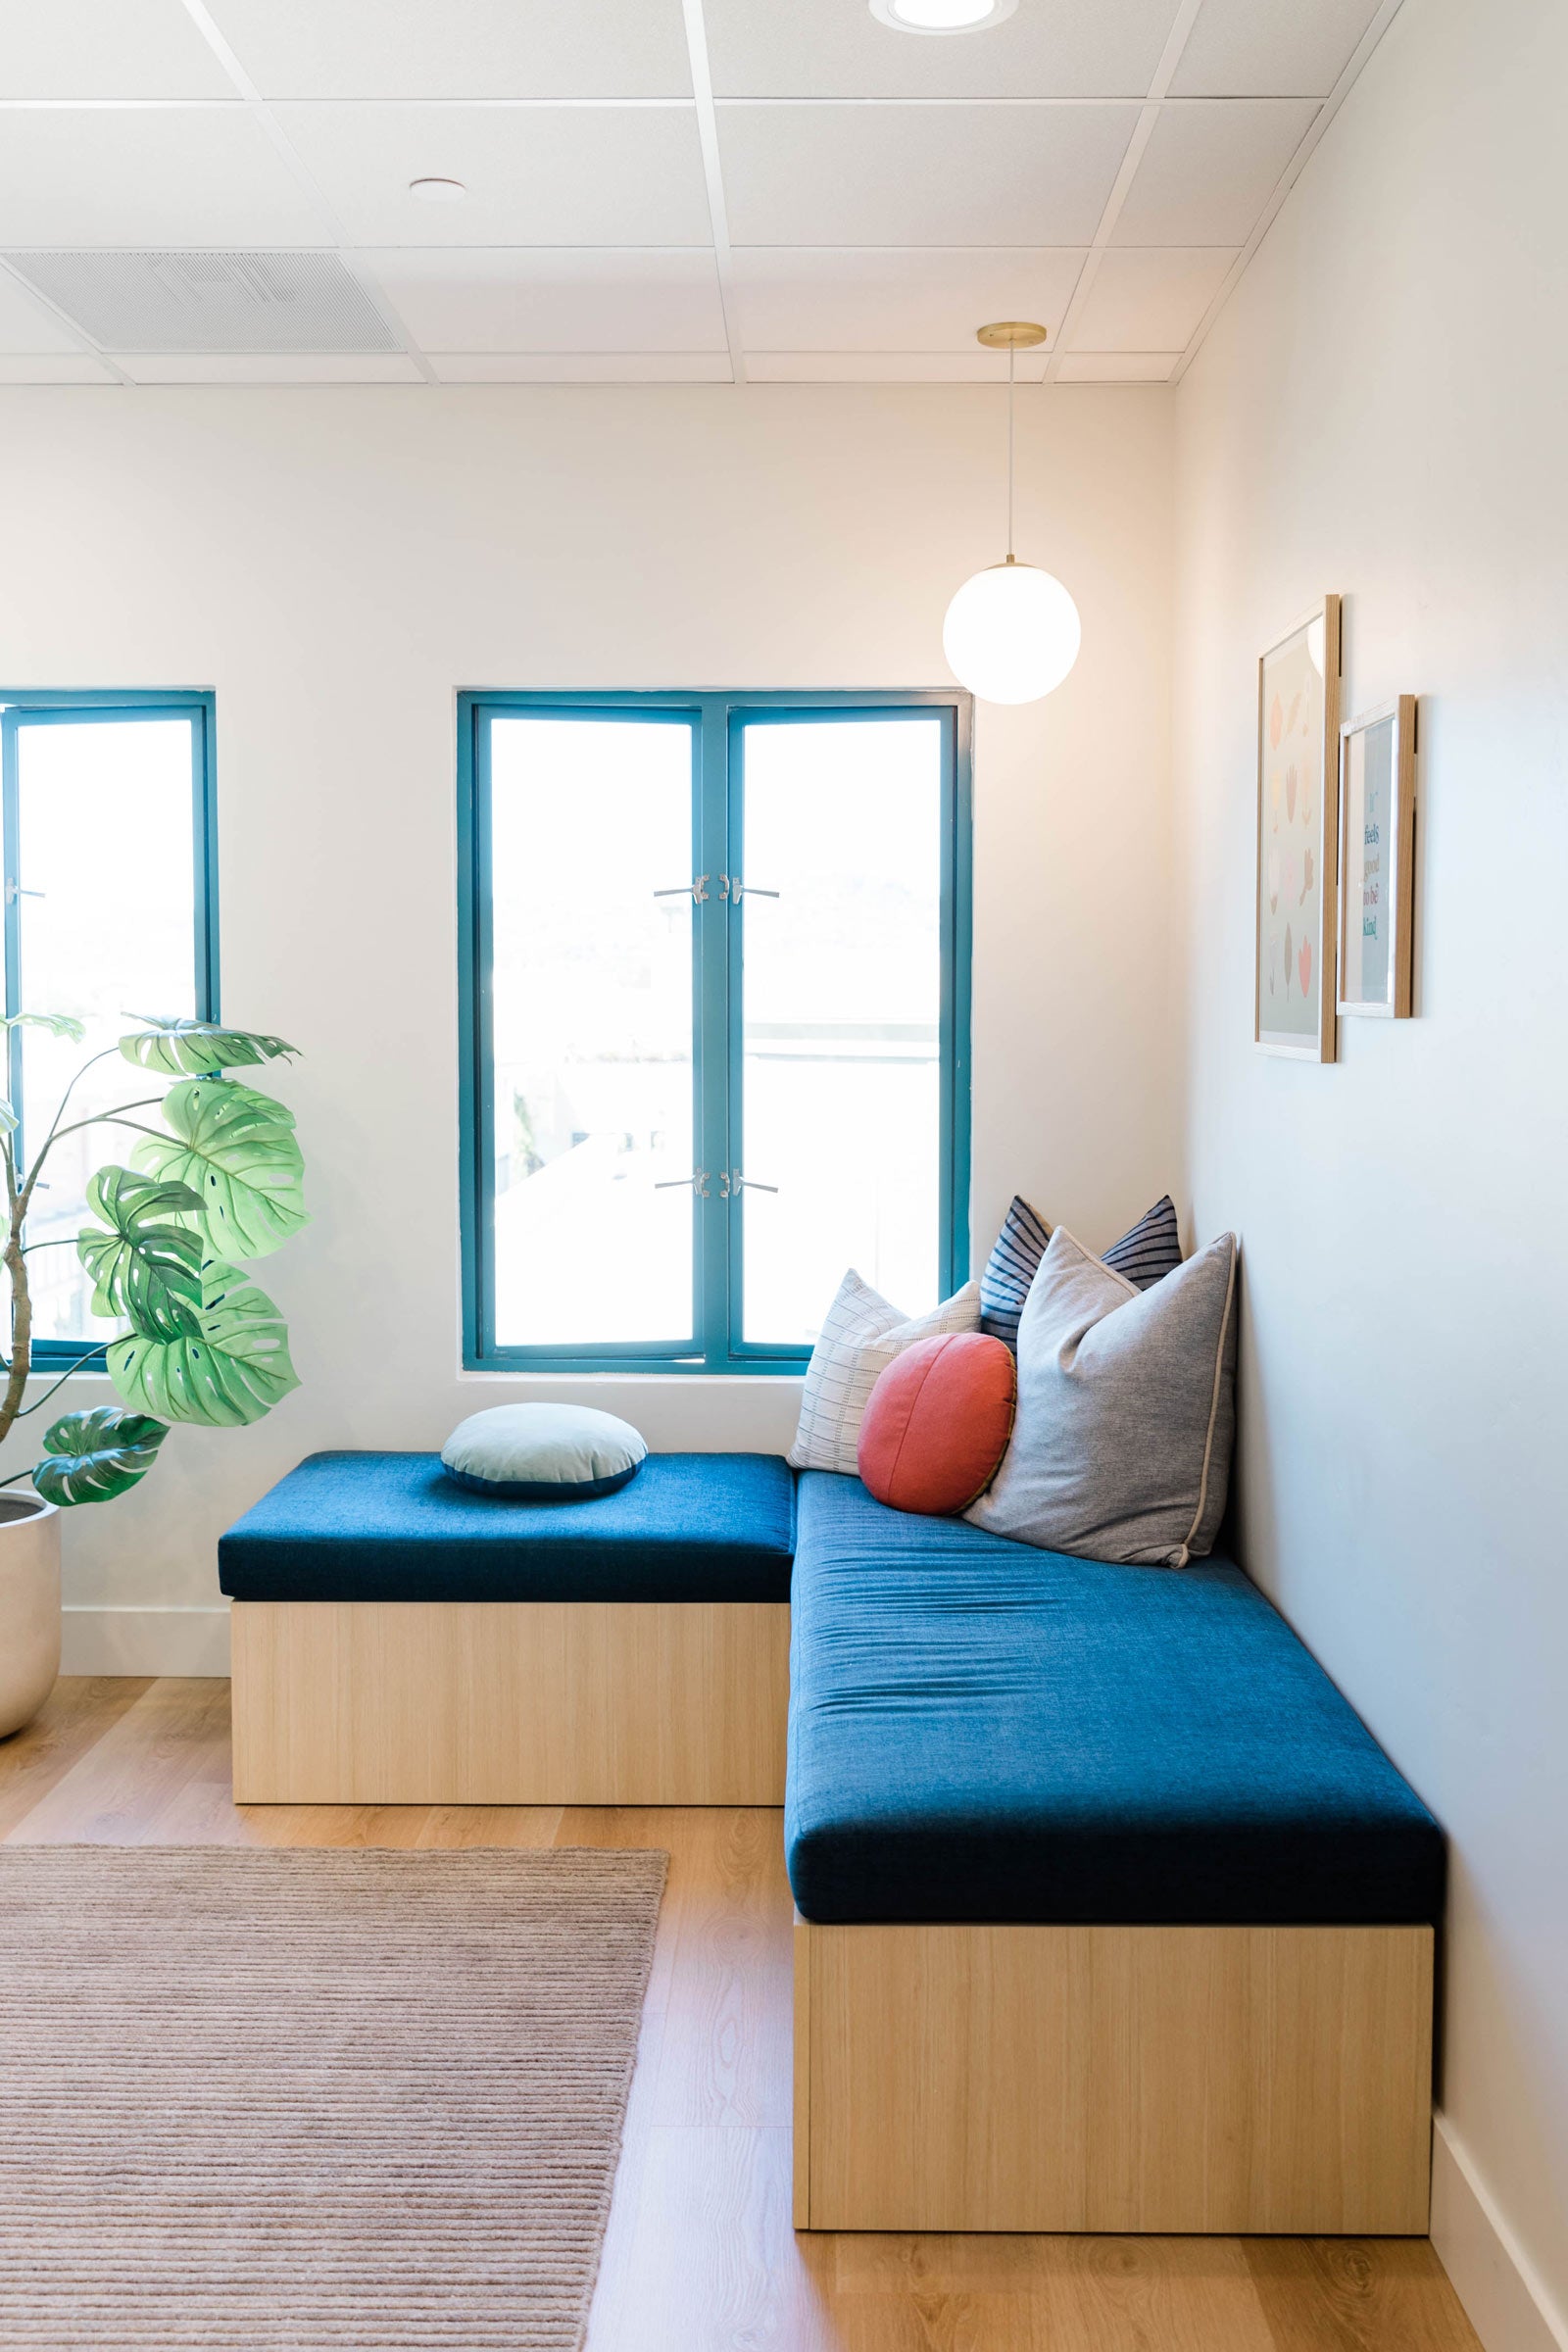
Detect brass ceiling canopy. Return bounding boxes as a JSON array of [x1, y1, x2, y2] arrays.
[[975, 320, 1049, 350]]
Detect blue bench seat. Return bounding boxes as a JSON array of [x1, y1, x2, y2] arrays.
[[785, 1471, 1444, 1928], [220, 1449, 796, 1605]]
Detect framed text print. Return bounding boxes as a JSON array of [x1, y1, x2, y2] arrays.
[[1338, 696, 1416, 1017], [1255, 595, 1342, 1060]]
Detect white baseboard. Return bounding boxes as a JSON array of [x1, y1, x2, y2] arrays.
[[1432, 2113, 1568, 2352], [62, 1604, 231, 1678]]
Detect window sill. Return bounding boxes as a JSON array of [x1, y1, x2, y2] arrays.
[[459, 1365, 805, 1386]]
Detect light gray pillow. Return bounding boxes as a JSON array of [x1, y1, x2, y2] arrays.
[[788, 1270, 982, 1476], [441, 1403, 647, 1501], [965, 1227, 1238, 1566]]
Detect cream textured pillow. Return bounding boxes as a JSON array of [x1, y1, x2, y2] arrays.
[[966, 1227, 1237, 1566], [788, 1271, 982, 1476]]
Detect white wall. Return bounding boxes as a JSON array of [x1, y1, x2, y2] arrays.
[[0, 380, 1177, 1667], [1172, 0, 1568, 2337]]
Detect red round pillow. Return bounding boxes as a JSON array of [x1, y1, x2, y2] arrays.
[[857, 1331, 1017, 1516]]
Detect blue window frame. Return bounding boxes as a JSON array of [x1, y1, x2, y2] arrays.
[[0, 689, 219, 1366], [459, 690, 971, 1375]]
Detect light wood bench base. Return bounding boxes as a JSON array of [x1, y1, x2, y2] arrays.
[[230, 1598, 791, 1805], [793, 1916, 1434, 2233]]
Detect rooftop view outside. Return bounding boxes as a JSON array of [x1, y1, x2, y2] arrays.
[[488, 708, 944, 1354], [7, 713, 198, 1348], [738, 715, 940, 1345], [489, 714, 695, 1348]]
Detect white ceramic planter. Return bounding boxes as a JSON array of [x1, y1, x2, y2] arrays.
[[0, 1491, 61, 1740]]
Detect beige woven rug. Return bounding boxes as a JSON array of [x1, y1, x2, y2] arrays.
[[0, 1844, 666, 2350]]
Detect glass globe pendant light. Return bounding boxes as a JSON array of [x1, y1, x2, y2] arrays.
[[943, 322, 1081, 705]]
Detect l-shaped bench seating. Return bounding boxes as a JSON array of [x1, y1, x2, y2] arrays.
[[220, 1448, 1445, 2236]]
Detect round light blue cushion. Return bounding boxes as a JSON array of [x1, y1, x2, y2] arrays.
[[440, 1404, 648, 1502]]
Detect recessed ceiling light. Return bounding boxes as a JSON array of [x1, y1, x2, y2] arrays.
[[409, 176, 466, 203], [869, 0, 1016, 31]]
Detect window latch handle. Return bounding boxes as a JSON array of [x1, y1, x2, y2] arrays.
[[717, 876, 779, 904], [718, 1168, 778, 1198], [655, 1169, 710, 1197], [653, 875, 709, 905]]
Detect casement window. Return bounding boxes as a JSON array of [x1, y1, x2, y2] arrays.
[[459, 692, 971, 1373], [0, 692, 218, 1360]]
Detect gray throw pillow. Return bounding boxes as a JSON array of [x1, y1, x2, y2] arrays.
[[441, 1403, 647, 1500], [965, 1227, 1238, 1566]]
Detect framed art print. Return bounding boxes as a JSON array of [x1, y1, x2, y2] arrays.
[[1255, 594, 1342, 1060], [1338, 695, 1416, 1017]]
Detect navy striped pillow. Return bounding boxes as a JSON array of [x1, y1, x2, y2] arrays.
[[1102, 1194, 1183, 1292], [980, 1193, 1184, 1352], [979, 1196, 1051, 1351]]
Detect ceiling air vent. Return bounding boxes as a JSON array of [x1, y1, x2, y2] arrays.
[[2, 251, 401, 355]]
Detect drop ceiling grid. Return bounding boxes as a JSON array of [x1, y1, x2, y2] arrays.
[[0, 0, 1405, 384]]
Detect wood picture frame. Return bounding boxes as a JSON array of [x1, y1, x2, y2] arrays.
[[1255, 595, 1342, 1060], [1338, 696, 1417, 1018]]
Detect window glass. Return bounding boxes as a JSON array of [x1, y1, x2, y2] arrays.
[[465, 696, 965, 1371], [738, 718, 943, 1346], [488, 715, 696, 1348], [8, 712, 202, 1349]]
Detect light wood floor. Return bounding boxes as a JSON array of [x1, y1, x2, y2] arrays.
[[2, 1678, 1481, 2352]]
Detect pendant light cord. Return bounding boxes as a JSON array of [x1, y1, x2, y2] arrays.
[[1006, 339, 1015, 561]]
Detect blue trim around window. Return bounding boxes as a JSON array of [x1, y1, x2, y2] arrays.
[[458, 689, 972, 1377], [0, 688, 219, 1368]]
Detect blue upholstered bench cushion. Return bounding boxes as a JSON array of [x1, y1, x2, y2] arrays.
[[786, 1471, 1445, 1928], [220, 1450, 796, 1604]]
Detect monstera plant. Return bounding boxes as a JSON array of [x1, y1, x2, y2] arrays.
[[0, 1016, 306, 1508]]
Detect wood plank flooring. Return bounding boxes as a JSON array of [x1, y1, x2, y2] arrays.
[[1, 1679, 1481, 2352]]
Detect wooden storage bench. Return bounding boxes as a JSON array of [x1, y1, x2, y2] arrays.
[[220, 1449, 795, 1806], [785, 1471, 1446, 2235]]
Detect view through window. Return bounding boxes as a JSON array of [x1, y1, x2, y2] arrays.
[[466, 694, 968, 1370], [1, 701, 212, 1354]]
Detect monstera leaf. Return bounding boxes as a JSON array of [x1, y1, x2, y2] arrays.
[[108, 1256, 298, 1427], [32, 1407, 169, 1507], [0, 1016, 84, 1140], [132, 1078, 307, 1259], [77, 1165, 204, 1341], [119, 1018, 297, 1077], [2, 1010, 87, 1045]]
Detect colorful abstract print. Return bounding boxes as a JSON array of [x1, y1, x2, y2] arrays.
[[1258, 619, 1325, 1045]]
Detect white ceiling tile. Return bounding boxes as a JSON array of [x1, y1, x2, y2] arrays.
[[730, 246, 1083, 352], [0, 352, 117, 382], [1055, 350, 1177, 379], [205, 0, 692, 100], [0, 109, 329, 245], [706, 0, 1176, 99], [1170, 0, 1385, 96], [360, 249, 726, 352], [0, 267, 88, 353], [114, 352, 423, 382], [746, 350, 1050, 382], [1068, 245, 1236, 349], [0, 0, 234, 99], [1111, 99, 1318, 244], [428, 352, 731, 381], [719, 102, 1139, 246], [274, 104, 711, 246]]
